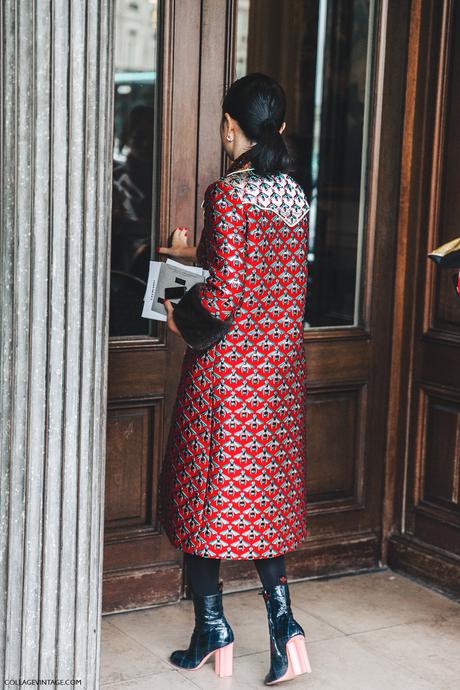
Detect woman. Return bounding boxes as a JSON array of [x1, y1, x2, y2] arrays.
[[157, 73, 311, 685]]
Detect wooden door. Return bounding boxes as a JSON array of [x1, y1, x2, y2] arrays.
[[102, 0, 412, 612], [195, 0, 411, 591], [387, 0, 460, 597], [103, 0, 208, 612]]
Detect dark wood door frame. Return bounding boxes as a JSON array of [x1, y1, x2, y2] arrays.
[[384, 0, 460, 597]]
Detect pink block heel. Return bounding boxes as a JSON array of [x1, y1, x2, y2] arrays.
[[214, 641, 234, 677], [287, 634, 312, 675], [265, 635, 312, 685]]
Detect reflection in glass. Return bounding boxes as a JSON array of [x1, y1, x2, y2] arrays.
[[436, 1, 460, 325], [110, 0, 160, 337], [236, 0, 374, 327]]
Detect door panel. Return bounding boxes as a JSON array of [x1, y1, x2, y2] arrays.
[[103, 0, 203, 613], [215, 0, 410, 589], [406, 0, 460, 565], [387, 0, 460, 597]]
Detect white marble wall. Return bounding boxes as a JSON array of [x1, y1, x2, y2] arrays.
[[0, 2, 114, 688]]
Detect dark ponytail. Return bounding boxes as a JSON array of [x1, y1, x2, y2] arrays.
[[222, 73, 293, 176]]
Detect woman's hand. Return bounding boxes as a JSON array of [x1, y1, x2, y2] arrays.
[[164, 299, 184, 338], [156, 227, 196, 260]]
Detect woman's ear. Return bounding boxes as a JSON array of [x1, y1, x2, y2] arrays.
[[223, 112, 234, 140], [279, 121, 286, 135]]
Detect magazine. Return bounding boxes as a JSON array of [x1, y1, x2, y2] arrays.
[[141, 258, 210, 322]]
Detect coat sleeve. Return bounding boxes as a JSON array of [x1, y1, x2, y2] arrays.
[[172, 178, 247, 352]]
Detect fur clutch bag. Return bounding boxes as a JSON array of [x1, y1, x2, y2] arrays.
[[172, 282, 233, 352]]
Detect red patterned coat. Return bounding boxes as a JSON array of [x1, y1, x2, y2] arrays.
[[158, 165, 310, 559]]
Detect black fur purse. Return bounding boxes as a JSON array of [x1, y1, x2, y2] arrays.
[[172, 282, 233, 353]]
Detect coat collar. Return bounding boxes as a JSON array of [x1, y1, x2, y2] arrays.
[[225, 166, 255, 177], [226, 170, 310, 228]]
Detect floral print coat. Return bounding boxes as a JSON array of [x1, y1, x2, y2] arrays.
[[158, 165, 310, 559]]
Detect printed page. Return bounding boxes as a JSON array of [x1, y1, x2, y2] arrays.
[[141, 259, 210, 322]]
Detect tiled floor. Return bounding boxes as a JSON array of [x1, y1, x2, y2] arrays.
[[101, 569, 460, 689]]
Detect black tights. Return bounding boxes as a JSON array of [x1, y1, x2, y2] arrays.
[[184, 552, 287, 596]]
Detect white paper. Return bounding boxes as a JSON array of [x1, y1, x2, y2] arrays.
[[165, 257, 205, 275], [141, 258, 210, 322]]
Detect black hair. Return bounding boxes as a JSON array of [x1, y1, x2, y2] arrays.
[[222, 73, 292, 176]]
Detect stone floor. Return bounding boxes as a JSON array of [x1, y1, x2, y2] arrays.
[[101, 569, 460, 689]]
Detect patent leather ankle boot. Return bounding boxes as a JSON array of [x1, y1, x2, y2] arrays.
[[169, 581, 234, 677], [259, 576, 312, 685]]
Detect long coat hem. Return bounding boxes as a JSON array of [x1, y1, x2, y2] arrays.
[[163, 525, 309, 560]]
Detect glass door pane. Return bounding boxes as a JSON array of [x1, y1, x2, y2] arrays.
[[235, 0, 375, 327], [110, 0, 161, 337]]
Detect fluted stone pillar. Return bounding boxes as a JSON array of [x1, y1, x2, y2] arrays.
[[0, 2, 113, 687]]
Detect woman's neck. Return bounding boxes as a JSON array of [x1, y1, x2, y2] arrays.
[[226, 157, 253, 175]]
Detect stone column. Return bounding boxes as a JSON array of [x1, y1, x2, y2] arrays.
[[0, 2, 113, 687]]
